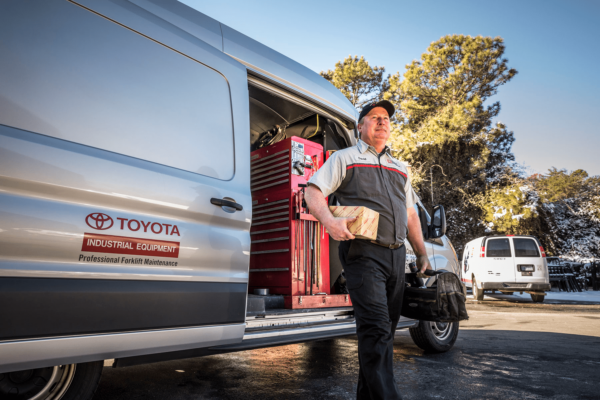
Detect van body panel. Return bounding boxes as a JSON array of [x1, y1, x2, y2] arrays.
[[0, 0, 251, 361], [76, 0, 358, 123], [68, 0, 242, 83], [128, 0, 224, 51], [220, 24, 358, 123], [0, 323, 245, 374], [461, 238, 481, 286], [429, 236, 459, 276], [0, 278, 246, 341]]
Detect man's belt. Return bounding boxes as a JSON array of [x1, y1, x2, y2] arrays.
[[369, 240, 404, 249]]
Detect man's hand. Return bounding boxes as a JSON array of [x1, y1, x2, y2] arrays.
[[416, 254, 432, 274], [406, 207, 433, 274], [304, 185, 357, 241], [325, 217, 357, 241]]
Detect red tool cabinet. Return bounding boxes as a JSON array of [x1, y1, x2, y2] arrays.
[[249, 137, 352, 309]]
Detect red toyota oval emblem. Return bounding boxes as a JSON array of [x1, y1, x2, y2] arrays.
[[85, 213, 114, 230]]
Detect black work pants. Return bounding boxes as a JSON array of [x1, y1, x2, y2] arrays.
[[339, 239, 406, 400]]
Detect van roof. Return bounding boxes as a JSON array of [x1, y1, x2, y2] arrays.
[[171, 1, 358, 123], [485, 235, 539, 239], [482, 235, 541, 246], [466, 235, 541, 246]]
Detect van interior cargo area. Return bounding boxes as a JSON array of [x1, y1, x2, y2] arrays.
[[249, 84, 352, 153], [246, 82, 353, 310]]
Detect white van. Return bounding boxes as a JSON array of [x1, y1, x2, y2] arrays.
[[462, 235, 550, 302]]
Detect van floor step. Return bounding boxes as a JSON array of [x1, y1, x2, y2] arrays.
[[218, 322, 358, 352], [247, 306, 353, 318], [245, 308, 354, 332]]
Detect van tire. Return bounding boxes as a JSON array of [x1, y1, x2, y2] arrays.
[[0, 361, 103, 400], [52, 361, 103, 400], [409, 321, 459, 353], [472, 276, 484, 301], [530, 294, 545, 303]]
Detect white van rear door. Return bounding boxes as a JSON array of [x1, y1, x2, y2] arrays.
[[485, 238, 516, 283], [513, 238, 546, 284]]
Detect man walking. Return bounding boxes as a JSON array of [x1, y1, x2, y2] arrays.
[[305, 100, 431, 399]]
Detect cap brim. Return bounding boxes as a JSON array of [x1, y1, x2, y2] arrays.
[[374, 100, 395, 118], [358, 100, 395, 122]]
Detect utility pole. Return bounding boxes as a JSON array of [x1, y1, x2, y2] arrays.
[[430, 167, 434, 205], [429, 165, 446, 206]]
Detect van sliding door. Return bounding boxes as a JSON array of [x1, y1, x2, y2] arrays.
[[0, 0, 250, 370]]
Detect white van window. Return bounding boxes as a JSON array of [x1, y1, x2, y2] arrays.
[[486, 239, 512, 257], [514, 238, 540, 257], [0, 11, 234, 180]]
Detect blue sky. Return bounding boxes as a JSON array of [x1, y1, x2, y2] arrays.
[[182, 0, 600, 176]]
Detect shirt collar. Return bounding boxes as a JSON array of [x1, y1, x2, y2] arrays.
[[357, 139, 392, 157]]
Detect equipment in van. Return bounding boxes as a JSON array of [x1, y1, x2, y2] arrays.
[[403, 264, 468, 322], [249, 137, 351, 309]]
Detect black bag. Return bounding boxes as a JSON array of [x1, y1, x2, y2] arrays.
[[401, 272, 469, 322]]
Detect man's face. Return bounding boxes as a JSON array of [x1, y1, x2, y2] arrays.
[[358, 107, 391, 151]]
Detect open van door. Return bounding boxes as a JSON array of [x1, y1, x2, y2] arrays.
[[0, 0, 250, 372]]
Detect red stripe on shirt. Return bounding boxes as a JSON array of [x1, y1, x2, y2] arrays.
[[346, 164, 380, 170], [346, 164, 407, 178], [381, 166, 407, 178]]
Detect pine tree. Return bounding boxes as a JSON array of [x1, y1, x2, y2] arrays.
[[534, 169, 600, 258], [388, 35, 518, 252], [320, 55, 399, 111], [537, 168, 588, 206], [322, 40, 598, 259], [483, 168, 600, 258]]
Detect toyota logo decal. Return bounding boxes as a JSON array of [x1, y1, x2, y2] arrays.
[[86, 213, 114, 230]]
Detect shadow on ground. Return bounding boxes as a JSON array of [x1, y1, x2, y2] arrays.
[[95, 329, 600, 400]]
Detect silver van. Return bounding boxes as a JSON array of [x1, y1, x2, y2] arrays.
[[0, 1, 461, 399]]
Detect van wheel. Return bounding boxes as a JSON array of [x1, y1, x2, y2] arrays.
[[0, 361, 103, 400], [409, 321, 459, 353], [472, 276, 484, 301], [530, 294, 545, 303]]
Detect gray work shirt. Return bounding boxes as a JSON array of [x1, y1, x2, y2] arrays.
[[308, 139, 419, 245]]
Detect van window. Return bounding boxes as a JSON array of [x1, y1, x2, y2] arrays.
[[0, 9, 234, 180], [413, 204, 431, 224], [486, 239, 512, 257], [514, 238, 540, 257]]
